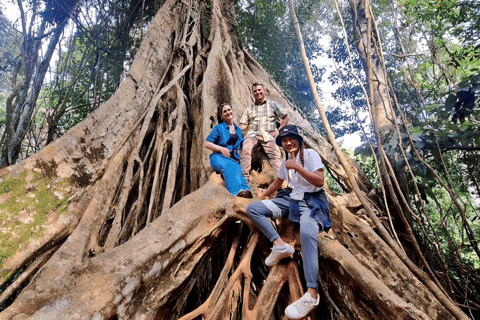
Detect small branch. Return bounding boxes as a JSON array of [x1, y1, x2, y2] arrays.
[[436, 146, 480, 152], [391, 53, 421, 58], [33, 23, 67, 40]]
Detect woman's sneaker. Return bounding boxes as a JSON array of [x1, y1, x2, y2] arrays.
[[265, 244, 295, 266], [236, 189, 253, 198], [285, 292, 320, 319]]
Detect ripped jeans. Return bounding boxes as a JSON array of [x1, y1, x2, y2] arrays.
[[246, 197, 320, 289]]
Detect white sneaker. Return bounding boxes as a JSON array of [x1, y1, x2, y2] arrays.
[[265, 244, 295, 266], [285, 292, 320, 319]]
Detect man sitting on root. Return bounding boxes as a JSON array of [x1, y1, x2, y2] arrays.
[[239, 82, 289, 182]]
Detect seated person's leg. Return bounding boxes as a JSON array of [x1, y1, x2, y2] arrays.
[[262, 140, 282, 171], [284, 202, 320, 319], [298, 202, 320, 290], [247, 198, 294, 266], [239, 172, 251, 194], [223, 158, 251, 196], [247, 200, 283, 242], [210, 153, 246, 196], [240, 137, 256, 179]]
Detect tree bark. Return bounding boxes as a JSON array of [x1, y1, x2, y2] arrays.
[[349, 0, 394, 144], [0, 0, 469, 319]]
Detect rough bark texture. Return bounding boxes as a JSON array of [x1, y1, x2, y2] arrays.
[[0, 0, 466, 319]]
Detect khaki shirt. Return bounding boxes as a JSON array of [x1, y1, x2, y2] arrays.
[[240, 100, 287, 140]]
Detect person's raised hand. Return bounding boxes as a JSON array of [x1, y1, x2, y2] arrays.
[[285, 157, 299, 171]]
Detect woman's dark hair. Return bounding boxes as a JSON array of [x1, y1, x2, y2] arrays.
[[217, 103, 232, 122]]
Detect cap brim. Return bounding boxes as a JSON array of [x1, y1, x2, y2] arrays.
[[276, 133, 303, 147]]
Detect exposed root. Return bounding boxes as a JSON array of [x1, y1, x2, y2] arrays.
[[0, 245, 58, 305]]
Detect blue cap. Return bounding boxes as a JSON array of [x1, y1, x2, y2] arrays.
[[275, 124, 303, 147]]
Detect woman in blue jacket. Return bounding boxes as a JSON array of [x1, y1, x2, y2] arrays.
[[205, 103, 252, 198]]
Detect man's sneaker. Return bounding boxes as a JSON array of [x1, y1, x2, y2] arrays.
[[265, 243, 295, 266], [285, 292, 320, 319]]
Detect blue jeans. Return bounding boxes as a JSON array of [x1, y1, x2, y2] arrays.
[[210, 153, 251, 196], [247, 198, 320, 289]]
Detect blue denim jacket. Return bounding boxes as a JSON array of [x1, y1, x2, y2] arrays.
[[276, 188, 331, 233], [206, 121, 244, 162]]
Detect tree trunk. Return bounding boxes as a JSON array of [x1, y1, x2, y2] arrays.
[[349, 0, 394, 144], [0, 0, 467, 319], [348, 0, 426, 271]]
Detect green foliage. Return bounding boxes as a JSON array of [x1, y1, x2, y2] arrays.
[[42, 0, 78, 25], [324, 169, 343, 194], [33, 5, 152, 143], [398, 0, 480, 138], [445, 74, 480, 123], [235, 0, 331, 131], [201, 14, 211, 38], [419, 180, 480, 271], [403, 0, 480, 47], [352, 153, 380, 190], [408, 74, 480, 157], [338, 147, 380, 193], [0, 259, 12, 286], [0, 7, 21, 94], [0, 0, 162, 160]]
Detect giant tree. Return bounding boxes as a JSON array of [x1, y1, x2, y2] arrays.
[[0, 0, 474, 319]]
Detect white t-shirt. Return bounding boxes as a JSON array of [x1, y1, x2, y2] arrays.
[[278, 148, 324, 193]]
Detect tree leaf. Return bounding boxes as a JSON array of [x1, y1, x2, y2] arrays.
[[445, 94, 457, 112]]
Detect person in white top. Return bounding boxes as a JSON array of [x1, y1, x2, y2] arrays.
[[246, 124, 331, 319]]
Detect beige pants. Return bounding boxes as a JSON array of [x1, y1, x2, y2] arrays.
[[240, 132, 282, 179]]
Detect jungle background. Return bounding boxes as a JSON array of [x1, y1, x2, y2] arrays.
[[0, 0, 479, 319]]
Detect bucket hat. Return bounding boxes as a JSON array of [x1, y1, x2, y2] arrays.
[[276, 124, 303, 147]]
